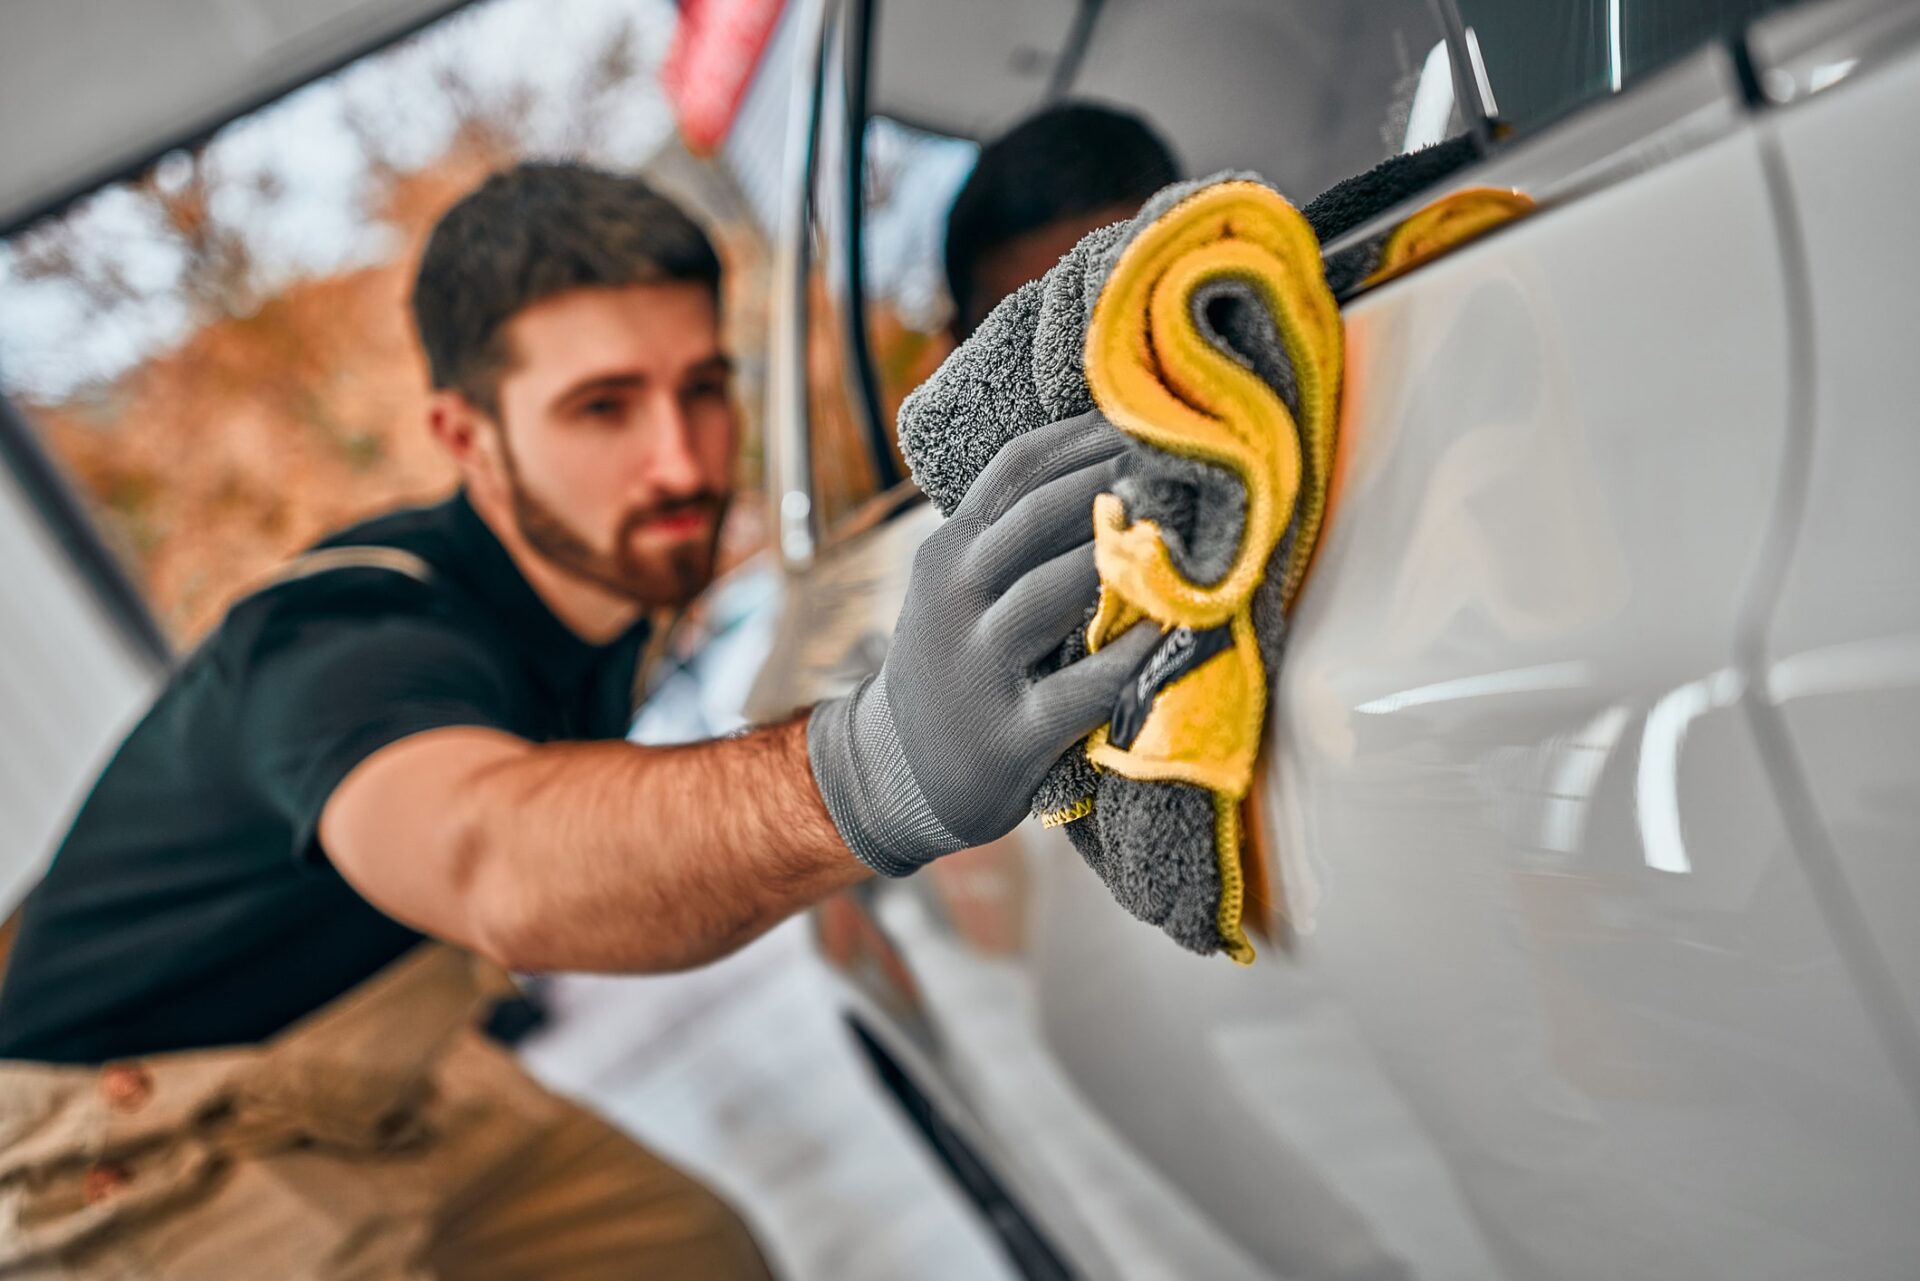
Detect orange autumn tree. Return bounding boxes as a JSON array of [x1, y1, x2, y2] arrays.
[[22, 144, 768, 643], [32, 146, 489, 640]]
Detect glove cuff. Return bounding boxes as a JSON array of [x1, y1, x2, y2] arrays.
[[807, 669, 966, 877]]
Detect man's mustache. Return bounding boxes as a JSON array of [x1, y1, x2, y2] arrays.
[[619, 493, 728, 534]]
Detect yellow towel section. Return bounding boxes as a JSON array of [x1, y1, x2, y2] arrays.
[[1080, 181, 1343, 965], [1363, 187, 1536, 287]]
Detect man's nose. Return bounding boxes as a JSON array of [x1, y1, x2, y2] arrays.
[[641, 393, 708, 497]]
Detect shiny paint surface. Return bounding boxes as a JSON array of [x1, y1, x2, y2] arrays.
[[1267, 119, 1920, 1280], [1759, 48, 1920, 1046]]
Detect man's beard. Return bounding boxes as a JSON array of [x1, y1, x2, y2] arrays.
[[501, 448, 729, 609]]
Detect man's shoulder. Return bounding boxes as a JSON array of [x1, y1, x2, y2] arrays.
[[201, 560, 525, 737], [214, 498, 495, 672], [309, 493, 462, 556], [228, 494, 468, 623]]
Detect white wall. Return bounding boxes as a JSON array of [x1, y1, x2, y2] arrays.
[[0, 467, 159, 909]]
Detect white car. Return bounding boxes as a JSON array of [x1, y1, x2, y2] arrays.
[[745, 1, 1920, 1278], [3, 1, 1913, 1276]]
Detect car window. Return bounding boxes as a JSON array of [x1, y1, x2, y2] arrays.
[[799, 8, 872, 537], [800, 0, 1465, 543], [800, 6, 973, 538], [1454, 0, 1805, 136], [858, 118, 975, 449], [0, 0, 768, 643], [796, 0, 1828, 545]]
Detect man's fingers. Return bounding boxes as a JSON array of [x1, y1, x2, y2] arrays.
[[959, 409, 1124, 527], [968, 455, 1123, 593], [1024, 622, 1161, 749], [979, 543, 1099, 665]]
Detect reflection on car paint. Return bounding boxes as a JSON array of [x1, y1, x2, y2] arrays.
[[1360, 187, 1538, 288]]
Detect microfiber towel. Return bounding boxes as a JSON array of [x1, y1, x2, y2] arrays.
[[1309, 135, 1535, 293], [900, 168, 1332, 965], [899, 144, 1533, 964]]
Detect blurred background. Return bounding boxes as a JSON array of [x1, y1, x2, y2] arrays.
[[0, 0, 951, 641]]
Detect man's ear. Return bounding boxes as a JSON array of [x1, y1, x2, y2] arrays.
[[428, 388, 513, 499], [427, 389, 485, 466]]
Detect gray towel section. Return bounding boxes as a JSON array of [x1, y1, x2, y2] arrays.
[[900, 278, 1059, 518], [1304, 134, 1480, 295], [897, 170, 1312, 956]]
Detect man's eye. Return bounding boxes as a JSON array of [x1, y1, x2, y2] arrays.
[[686, 380, 729, 403], [582, 397, 624, 419]]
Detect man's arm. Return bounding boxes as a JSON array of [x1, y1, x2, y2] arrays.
[[320, 716, 862, 974], [323, 412, 1152, 977]]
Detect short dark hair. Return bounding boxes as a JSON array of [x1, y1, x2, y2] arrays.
[[943, 103, 1179, 337], [411, 161, 722, 413]]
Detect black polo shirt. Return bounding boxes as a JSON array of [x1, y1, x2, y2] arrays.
[[0, 492, 648, 1064]]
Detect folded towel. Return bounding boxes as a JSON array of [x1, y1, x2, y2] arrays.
[[1307, 136, 1535, 293], [900, 169, 1332, 964], [899, 144, 1533, 964]]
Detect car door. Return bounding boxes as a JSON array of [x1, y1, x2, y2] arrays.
[[751, 1, 1920, 1278], [1748, 0, 1920, 1051], [1247, 5, 1920, 1279]]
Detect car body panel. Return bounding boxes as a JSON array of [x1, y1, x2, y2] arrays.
[[1758, 42, 1920, 1043], [1268, 118, 1920, 1280], [0, 458, 158, 903]]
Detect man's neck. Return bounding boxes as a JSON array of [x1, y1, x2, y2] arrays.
[[469, 493, 643, 645]]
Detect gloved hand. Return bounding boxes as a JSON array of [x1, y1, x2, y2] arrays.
[[809, 411, 1158, 875]]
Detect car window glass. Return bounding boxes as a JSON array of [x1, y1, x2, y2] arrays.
[[803, 75, 972, 535], [1059, 1, 1462, 203], [858, 118, 974, 456], [809, 0, 1489, 540], [1454, 0, 1804, 136], [800, 11, 876, 536]]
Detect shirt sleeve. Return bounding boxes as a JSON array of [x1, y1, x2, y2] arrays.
[[236, 605, 523, 865]]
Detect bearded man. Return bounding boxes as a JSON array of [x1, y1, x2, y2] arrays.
[[0, 162, 1150, 1279]]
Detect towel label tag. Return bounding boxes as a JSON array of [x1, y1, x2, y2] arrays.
[[1107, 624, 1234, 750]]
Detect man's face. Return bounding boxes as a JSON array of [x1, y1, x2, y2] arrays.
[[963, 203, 1143, 338], [481, 282, 737, 609]]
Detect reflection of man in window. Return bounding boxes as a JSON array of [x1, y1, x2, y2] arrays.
[[0, 162, 1154, 1278], [944, 102, 1180, 341]]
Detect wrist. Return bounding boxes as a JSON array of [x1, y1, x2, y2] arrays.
[[807, 670, 966, 876]]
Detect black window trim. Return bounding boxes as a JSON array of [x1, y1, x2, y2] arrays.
[[780, 0, 927, 565], [780, 0, 835, 566]]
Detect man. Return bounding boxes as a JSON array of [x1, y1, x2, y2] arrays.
[[944, 102, 1179, 340], [0, 163, 1153, 1278]]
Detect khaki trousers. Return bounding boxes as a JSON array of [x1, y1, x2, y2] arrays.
[[0, 946, 772, 1280]]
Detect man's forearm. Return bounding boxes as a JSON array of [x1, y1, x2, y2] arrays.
[[326, 412, 1144, 976], [454, 716, 867, 973]]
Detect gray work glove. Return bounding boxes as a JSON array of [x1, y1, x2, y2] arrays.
[[809, 411, 1158, 875]]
